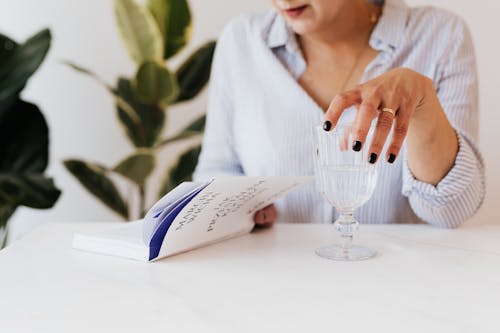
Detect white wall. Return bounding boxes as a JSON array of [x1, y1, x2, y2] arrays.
[[1, 0, 498, 242]]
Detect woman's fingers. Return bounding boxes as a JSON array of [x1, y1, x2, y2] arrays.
[[367, 109, 395, 164], [323, 90, 361, 130], [339, 105, 360, 151], [339, 124, 354, 151], [254, 204, 277, 227], [322, 69, 423, 164], [352, 93, 381, 152], [385, 100, 414, 163], [366, 85, 399, 162]]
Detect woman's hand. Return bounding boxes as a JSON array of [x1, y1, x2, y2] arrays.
[[322, 67, 458, 185], [323, 68, 431, 163], [253, 204, 277, 228]]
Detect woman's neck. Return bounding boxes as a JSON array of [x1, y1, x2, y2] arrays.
[[298, 2, 380, 56]]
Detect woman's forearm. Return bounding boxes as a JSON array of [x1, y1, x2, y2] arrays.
[[406, 82, 459, 186]]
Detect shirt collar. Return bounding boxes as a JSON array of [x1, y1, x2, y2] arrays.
[[370, 0, 410, 51], [265, 0, 410, 53], [266, 12, 301, 54]]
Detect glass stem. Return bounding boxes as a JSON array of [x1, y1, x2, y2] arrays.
[[341, 231, 353, 251], [335, 209, 358, 251]]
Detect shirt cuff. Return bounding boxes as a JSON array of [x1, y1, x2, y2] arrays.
[[402, 128, 481, 207]]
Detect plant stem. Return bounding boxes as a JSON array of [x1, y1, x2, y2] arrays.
[[154, 131, 200, 149], [139, 184, 146, 219], [1, 227, 8, 249]]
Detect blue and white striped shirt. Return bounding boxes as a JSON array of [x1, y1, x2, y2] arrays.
[[194, 0, 486, 228]]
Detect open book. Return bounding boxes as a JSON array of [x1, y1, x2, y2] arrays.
[[72, 176, 311, 261]]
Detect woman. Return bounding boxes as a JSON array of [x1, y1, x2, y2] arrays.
[[193, 0, 485, 228]]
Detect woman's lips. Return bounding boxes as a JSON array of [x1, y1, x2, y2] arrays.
[[284, 5, 308, 18]]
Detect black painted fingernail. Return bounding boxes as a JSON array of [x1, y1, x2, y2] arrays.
[[323, 120, 332, 131], [352, 140, 362, 152], [369, 153, 378, 164], [388, 153, 396, 164]]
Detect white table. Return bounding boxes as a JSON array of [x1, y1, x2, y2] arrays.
[[1, 222, 499, 333]]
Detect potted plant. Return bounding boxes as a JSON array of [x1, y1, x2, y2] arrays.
[[64, 0, 215, 219], [0, 29, 61, 247]]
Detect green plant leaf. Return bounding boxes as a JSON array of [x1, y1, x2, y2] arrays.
[[116, 77, 165, 148], [132, 60, 179, 106], [0, 30, 60, 235], [62, 61, 115, 91], [157, 145, 201, 198], [112, 150, 156, 186], [114, 0, 163, 64], [0, 29, 51, 113], [0, 205, 16, 231], [154, 114, 205, 148], [0, 100, 49, 173], [147, 0, 192, 59], [174, 41, 216, 103], [0, 173, 61, 209], [182, 114, 206, 132], [0, 100, 61, 215], [63, 61, 144, 128], [0, 34, 17, 63], [64, 159, 129, 219]]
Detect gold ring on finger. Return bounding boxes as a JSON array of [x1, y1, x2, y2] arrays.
[[381, 107, 396, 117]]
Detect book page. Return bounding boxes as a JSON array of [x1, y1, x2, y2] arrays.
[[72, 220, 150, 261], [157, 176, 312, 258], [143, 181, 209, 244]]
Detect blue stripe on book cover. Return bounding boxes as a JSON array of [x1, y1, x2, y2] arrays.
[[148, 185, 208, 261]]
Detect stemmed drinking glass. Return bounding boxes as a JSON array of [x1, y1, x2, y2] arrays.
[[313, 123, 379, 261]]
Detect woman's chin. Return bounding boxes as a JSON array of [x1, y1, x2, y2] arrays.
[[286, 20, 319, 36]]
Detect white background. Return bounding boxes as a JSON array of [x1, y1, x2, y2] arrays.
[[1, 0, 499, 241]]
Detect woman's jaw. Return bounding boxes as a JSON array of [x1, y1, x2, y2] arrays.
[[272, 0, 353, 35], [272, 0, 374, 40], [273, 0, 317, 33]]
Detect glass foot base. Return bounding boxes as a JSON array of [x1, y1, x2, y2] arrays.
[[315, 244, 377, 261]]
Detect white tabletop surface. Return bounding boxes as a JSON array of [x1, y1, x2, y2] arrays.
[[1, 222, 499, 333]]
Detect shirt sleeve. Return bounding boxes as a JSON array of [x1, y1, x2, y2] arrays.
[[192, 20, 245, 181], [402, 17, 486, 228]]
